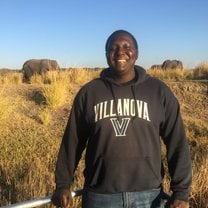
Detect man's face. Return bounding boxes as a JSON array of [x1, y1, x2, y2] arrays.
[[106, 33, 138, 76]]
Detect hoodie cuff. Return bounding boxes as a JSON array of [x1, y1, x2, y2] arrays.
[[172, 191, 189, 202], [55, 183, 71, 191]]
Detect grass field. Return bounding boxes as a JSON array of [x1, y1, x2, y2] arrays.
[[0, 67, 207, 207]]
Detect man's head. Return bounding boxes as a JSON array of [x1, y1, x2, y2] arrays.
[[105, 30, 139, 78], [105, 30, 138, 52]]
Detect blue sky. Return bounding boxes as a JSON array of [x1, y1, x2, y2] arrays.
[[0, 0, 208, 69]]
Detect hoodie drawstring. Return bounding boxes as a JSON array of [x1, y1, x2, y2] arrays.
[[108, 82, 138, 121], [109, 83, 120, 120], [131, 85, 138, 120]]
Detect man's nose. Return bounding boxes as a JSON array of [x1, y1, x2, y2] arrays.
[[116, 47, 125, 55]]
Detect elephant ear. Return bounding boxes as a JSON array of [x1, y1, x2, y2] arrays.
[[50, 60, 61, 71]]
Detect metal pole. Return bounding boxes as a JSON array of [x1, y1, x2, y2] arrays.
[[1, 189, 83, 208]]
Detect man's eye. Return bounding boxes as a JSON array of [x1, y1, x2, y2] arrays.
[[124, 46, 131, 51], [109, 47, 116, 52]]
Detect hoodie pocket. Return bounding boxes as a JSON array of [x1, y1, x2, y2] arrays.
[[88, 156, 162, 192]]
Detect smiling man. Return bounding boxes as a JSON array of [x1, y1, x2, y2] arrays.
[[52, 30, 192, 208], [105, 31, 138, 84]]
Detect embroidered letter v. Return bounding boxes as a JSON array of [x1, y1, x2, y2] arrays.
[[110, 118, 130, 137]]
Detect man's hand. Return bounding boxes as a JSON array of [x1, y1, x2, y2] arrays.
[[52, 188, 73, 208], [170, 199, 189, 208]]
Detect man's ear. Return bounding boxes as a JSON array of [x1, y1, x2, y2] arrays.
[[105, 52, 109, 59], [136, 50, 139, 60]]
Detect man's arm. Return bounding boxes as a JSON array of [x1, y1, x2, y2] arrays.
[[53, 92, 89, 207], [160, 86, 192, 202]]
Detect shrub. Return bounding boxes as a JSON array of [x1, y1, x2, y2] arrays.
[[194, 63, 208, 80], [183, 69, 194, 80], [41, 82, 68, 109]]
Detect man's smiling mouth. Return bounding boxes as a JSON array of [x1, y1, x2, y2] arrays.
[[116, 59, 127, 63]]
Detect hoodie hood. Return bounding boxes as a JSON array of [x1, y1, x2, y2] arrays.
[[100, 65, 150, 120], [100, 65, 149, 86]]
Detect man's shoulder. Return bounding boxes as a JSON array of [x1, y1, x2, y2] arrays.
[[81, 78, 103, 89], [144, 76, 176, 99], [77, 78, 103, 95], [145, 75, 168, 88]]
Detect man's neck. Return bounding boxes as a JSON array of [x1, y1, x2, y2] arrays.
[[113, 69, 136, 85]]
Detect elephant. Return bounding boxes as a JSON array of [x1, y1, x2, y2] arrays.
[[150, 64, 162, 70], [161, 59, 183, 70], [22, 59, 61, 82]]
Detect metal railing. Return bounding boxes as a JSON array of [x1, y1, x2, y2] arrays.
[[1, 189, 83, 208]]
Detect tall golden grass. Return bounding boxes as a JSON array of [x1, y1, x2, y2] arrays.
[[194, 62, 208, 80], [0, 67, 207, 207], [0, 71, 22, 84], [0, 87, 15, 120], [147, 63, 208, 81]]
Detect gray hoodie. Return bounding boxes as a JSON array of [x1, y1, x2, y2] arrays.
[[55, 65, 192, 201]]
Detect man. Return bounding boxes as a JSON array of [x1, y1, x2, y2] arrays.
[[52, 30, 192, 208]]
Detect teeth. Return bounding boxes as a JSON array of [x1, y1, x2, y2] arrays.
[[117, 60, 126, 63]]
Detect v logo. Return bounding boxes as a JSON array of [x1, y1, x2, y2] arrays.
[[110, 118, 130, 137]]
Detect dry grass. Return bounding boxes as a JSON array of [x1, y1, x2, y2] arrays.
[[190, 156, 208, 208], [41, 82, 68, 109], [0, 67, 207, 207], [39, 108, 51, 125], [194, 62, 208, 80], [147, 68, 185, 81], [147, 64, 208, 81], [65, 68, 101, 85], [0, 71, 22, 84], [0, 87, 15, 120]]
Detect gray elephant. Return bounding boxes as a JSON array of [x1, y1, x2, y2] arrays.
[[161, 59, 183, 70], [150, 64, 162, 70], [22, 59, 61, 82]]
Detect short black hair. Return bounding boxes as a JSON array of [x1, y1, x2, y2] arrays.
[[105, 30, 138, 52]]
